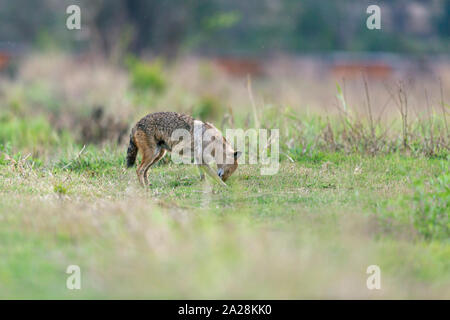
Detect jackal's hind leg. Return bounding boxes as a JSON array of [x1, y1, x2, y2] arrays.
[[134, 130, 155, 187], [143, 149, 167, 186], [138, 151, 157, 187], [136, 156, 150, 187]]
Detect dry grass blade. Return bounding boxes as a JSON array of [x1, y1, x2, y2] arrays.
[[62, 145, 86, 170], [439, 78, 449, 138], [247, 74, 260, 129]]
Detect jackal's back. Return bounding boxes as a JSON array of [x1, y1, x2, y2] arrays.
[[135, 112, 194, 138]]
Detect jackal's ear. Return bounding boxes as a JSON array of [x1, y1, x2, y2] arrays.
[[234, 151, 242, 160]]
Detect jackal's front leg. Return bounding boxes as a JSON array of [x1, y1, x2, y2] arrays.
[[197, 165, 205, 181], [199, 164, 227, 187]]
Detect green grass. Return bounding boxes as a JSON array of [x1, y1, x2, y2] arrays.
[[0, 147, 448, 299]]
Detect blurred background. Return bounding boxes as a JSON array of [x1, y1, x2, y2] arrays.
[[0, 0, 449, 152], [0, 0, 449, 300], [1, 0, 449, 56]]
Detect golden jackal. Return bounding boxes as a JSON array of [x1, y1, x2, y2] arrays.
[[126, 112, 241, 186]]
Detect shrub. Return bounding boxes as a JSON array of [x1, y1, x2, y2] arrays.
[[125, 56, 166, 94], [192, 95, 224, 121], [410, 169, 450, 240], [0, 113, 73, 151]]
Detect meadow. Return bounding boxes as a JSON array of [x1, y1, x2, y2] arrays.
[[0, 53, 448, 299]]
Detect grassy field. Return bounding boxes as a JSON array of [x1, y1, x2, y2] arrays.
[[0, 54, 449, 299], [0, 148, 448, 299]]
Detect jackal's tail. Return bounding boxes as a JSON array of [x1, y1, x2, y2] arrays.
[[126, 132, 138, 168]]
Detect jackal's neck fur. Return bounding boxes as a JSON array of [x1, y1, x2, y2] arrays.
[[195, 120, 234, 159]]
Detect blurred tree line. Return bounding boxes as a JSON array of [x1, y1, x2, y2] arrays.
[[0, 0, 448, 56]]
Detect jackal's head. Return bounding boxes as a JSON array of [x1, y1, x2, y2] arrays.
[[202, 121, 241, 182], [217, 150, 242, 182]]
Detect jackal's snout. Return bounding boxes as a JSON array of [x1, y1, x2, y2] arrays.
[[217, 151, 241, 182]]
